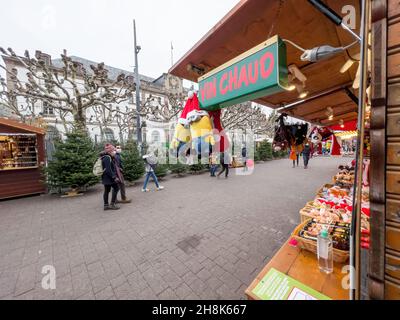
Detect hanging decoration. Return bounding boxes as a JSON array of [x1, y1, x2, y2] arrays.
[[171, 91, 229, 158], [272, 113, 308, 151], [309, 126, 341, 156]]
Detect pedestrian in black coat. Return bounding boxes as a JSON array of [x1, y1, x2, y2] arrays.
[[217, 152, 230, 178], [101, 144, 120, 210], [302, 142, 311, 169], [114, 145, 131, 203]]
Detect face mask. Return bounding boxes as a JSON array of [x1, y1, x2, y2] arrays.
[[116, 149, 121, 153]]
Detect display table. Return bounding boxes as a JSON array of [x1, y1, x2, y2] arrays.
[[245, 240, 349, 300]]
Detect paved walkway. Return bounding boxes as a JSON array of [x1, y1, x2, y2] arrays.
[[0, 156, 345, 300]]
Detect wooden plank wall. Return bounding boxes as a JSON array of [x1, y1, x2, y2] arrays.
[[385, 0, 400, 300], [369, 0, 388, 300], [0, 125, 46, 200], [371, 0, 400, 300]]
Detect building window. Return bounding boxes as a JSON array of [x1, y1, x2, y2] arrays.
[[43, 102, 55, 116], [151, 131, 160, 143], [104, 128, 115, 142]]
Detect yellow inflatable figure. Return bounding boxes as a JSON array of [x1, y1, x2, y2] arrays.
[[171, 91, 215, 156]]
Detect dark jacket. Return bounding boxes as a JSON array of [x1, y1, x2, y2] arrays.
[[302, 145, 311, 157], [115, 153, 123, 170], [100, 152, 117, 185]]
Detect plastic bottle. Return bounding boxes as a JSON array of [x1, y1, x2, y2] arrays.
[[317, 228, 333, 274]]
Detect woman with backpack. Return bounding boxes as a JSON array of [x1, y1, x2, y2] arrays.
[[101, 144, 120, 210], [142, 154, 164, 192]]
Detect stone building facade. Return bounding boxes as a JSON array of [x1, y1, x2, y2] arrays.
[[1, 52, 187, 151]]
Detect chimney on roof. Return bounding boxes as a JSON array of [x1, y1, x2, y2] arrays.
[[35, 50, 52, 66]]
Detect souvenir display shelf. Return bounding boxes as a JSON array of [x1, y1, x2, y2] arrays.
[[0, 133, 39, 170]]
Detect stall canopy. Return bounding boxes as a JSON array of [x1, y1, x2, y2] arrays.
[[169, 0, 360, 126], [329, 119, 358, 131]]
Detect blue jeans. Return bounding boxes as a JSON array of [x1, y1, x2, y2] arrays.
[[143, 171, 160, 189], [210, 165, 218, 176]]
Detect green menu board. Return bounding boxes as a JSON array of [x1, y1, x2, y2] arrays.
[[252, 268, 331, 300]]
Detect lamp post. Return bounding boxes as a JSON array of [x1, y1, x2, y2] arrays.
[[133, 19, 142, 150]]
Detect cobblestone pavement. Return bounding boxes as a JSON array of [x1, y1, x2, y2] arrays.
[[0, 156, 345, 300]]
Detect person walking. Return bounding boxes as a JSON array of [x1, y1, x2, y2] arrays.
[[114, 145, 131, 204], [101, 144, 120, 211], [142, 154, 164, 192], [302, 142, 311, 169], [217, 152, 230, 178], [241, 145, 248, 172], [289, 145, 298, 168], [209, 152, 218, 177]]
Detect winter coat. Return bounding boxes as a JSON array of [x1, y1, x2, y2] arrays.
[[115, 153, 123, 170], [100, 152, 118, 185], [289, 146, 297, 161], [220, 153, 231, 165], [145, 162, 154, 173], [241, 147, 247, 158], [302, 145, 311, 157], [114, 153, 125, 183]]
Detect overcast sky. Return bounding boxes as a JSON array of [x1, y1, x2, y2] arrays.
[[0, 0, 239, 83]]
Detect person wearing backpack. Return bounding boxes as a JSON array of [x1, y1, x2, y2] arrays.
[[100, 144, 120, 210], [142, 154, 164, 192]]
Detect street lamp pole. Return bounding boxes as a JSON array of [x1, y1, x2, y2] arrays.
[[133, 19, 142, 149]]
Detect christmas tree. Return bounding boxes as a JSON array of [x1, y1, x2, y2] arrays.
[[46, 129, 99, 192], [256, 140, 273, 161], [154, 163, 169, 178], [169, 158, 188, 177], [121, 141, 145, 182]]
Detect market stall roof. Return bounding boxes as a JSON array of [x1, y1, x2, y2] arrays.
[[0, 117, 46, 135], [169, 0, 360, 126], [329, 119, 358, 131]]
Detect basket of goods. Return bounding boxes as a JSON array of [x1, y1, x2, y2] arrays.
[[299, 204, 315, 222], [333, 170, 355, 187], [327, 186, 350, 199], [292, 219, 350, 263], [299, 200, 352, 224], [316, 184, 334, 197]]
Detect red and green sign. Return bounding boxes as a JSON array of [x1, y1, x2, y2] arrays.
[[198, 35, 288, 111]]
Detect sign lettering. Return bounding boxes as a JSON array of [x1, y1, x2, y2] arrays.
[[198, 35, 288, 111]]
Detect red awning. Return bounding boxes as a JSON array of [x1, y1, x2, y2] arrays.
[[329, 120, 357, 131]]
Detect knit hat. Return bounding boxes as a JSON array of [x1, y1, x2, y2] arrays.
[[104, 143, 115, 154]]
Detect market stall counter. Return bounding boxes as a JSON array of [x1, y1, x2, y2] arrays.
[[0, 118, 47, 200], [245, 239, 349, 300], [245, 161, 368, 300]]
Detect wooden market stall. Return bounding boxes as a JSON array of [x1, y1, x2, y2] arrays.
[[169, 0, 400, 299], [0, 117, 47, 199]]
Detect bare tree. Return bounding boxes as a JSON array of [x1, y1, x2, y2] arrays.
[[222, 103, 278, 137], [140, 92, 185, 123], [0, 47, 136, 131]]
